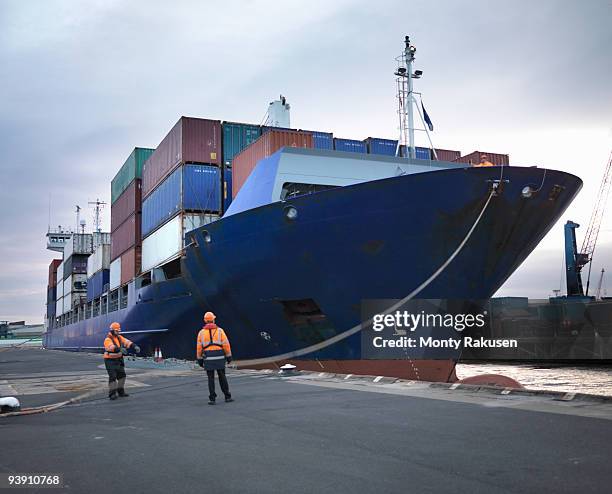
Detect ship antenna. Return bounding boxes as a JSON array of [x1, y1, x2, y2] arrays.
[[88, 198, 106, 233], [75, 205, 81, 233]]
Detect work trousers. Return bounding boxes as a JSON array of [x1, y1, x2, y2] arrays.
[[206, 369, 231, 401], [105, 358, 127, 397]]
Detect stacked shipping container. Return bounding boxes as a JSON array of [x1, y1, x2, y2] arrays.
[[110, 148, 150, 289], [87, 235, 111, 302], [46, 259, 62, 322], [60, 234, 92, 313], [454, 151, 509, 166], [140, 117, 222, 273], [232, 129, 314, 198]]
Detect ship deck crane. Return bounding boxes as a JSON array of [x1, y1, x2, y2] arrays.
[[564, 150, 612, 297]]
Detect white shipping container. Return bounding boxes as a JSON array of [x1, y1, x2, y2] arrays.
[[57, 262, 64, 284], [110, 257, 121, 290], [64, 273, 87, 297], [87, 244, 111, 278], [141, 213, 218, 272], [56, 271, 64, 298], [92, 231, 111, 247], [66, 292, 85, 311], [55, 296, 64, 316], [63, 233, 93, 259]]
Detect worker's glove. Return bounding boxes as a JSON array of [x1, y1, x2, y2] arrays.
[[226, 356, 232, 364], [197, 359, 204, 368], [114, 345, 122, 353], [120, 347, 128, 356], [133, 345, 141, 354]]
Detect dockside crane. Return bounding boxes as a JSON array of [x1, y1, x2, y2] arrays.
[[564, 150, 612, 297], [595, 269, 606, 300]]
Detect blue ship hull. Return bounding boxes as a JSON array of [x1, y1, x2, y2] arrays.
[[44, 166, 582, 381]]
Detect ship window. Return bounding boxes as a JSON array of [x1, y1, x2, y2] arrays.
[[280, 182, 338, 200], [162, 258, 182, 280], [280, 298, 338, 345]]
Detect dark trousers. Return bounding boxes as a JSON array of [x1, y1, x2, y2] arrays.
[[105, 358, 127, 396], [207, 369, 231, 401]]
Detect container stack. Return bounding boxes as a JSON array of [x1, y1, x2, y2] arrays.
[[141, 117, 222, 273], [110, 147, 153, 290], [222, 122, 262, 212], [62, 234, 93, 312], [333, 138, 367, 153], [454, 151, 509, 166], [432, 148, 461, 162], [46, 259, 62, 324], [87, 233, 111, 302], [232, 129, 314, 198]]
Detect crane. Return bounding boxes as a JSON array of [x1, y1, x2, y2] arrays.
[[564, 150, 612, 297], [595, 269, 605, 300]]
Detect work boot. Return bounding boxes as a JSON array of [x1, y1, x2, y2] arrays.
[[109, 392, 118, 401], [208, 399, 216, 405], [225, 397, 234, 403], [118, 390, 129, 397]]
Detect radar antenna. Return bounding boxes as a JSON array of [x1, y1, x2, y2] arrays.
[[88, 199, 107, 233]]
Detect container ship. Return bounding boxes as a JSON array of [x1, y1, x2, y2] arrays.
[[43, 38, 583, 381]]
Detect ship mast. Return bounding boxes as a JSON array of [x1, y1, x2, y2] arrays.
[[88, 198, 106, 233], [395, 36, 419, 159]]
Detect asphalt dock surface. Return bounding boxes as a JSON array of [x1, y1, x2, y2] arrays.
[[1, 348, 612, 494]]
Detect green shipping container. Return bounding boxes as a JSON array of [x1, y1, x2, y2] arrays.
[[222, 122, 261, 166], [111, 147, 155, 204]]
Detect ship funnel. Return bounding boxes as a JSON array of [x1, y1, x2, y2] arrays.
[[266, 95, 290, 128]]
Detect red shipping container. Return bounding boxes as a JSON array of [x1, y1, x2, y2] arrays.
[[111, 213, 141, 261], [232, 129, 313, 198], [433, 148, 461, 162], [142, 117, 221, 198], [111, 179, 142, 231], [454, 151, 509, 166], [120, 245, 142, 285], [48, 259, 62, 287]]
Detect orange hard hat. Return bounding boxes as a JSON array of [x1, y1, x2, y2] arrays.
[[204, 312, 216, 322], [110, 322, 121, 331]]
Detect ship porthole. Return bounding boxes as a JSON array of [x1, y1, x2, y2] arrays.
[[202, 231, 212, 243], [284, 205, 298, 221], [521, 186, 534, 198]]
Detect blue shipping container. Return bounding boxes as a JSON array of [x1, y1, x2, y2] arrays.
[[222, 122, 261, 166], [333, 138, 367, 153], [223, 167, 233, 213], [87, 269, 110, 302], [300, 130, 333, 150], [400, 145, 432, 160], [365, 138, 399, 156], [142, 164, 221, 237]]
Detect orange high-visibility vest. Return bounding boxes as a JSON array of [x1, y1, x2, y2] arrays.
[[103, 333, 133, 359], [196, 325, 232, 360]]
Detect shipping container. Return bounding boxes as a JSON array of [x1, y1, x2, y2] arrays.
[[63, 254, 89, 279], [399, 145, 432, 160], [65, 292, 86, 312], [110, 213, 141, 261], [141, 213, 219, 272], [109, 257, 121, 290], [48, 259, 62, 287], [120, 246, 141, 286], [87, 244, 111, 278], [47, 286, 56, 305], [92, 231, 111, 248], [111, 147, 154, 204], [87, 269, 110, 302], [57, 261, 64, 284], [454, 151, 509, 166], [142, 117, 222, 198], [301, 130, 333, 150], [64, 273, 87, 297], [432, 148, 461, 162], [46, 302, 56, 320], [141, 164, 221, 237], [333, 138, 367, 153], [63, 234, 93, 258], [364, 137, 399, 156], [223, 167, 232, 213], [232, 129, 313, 198], [56, 296, 64, 316], [111, 179, 142, 230], [222, 121, 262, 166]]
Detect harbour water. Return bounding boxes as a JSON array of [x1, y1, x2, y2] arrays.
[[458, 362, 612, 396]]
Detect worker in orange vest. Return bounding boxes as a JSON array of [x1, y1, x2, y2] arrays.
[[103, 322, 140, 400], [475, 154, 494, 167], [196, 312, 233, 405]]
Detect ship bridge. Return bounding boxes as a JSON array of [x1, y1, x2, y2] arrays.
[[46, 228, 73, 253]]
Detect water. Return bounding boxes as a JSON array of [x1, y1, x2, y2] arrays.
[[457, 362, 612, 396]]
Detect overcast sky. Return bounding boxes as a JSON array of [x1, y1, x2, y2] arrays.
[[1, 0, 611, 323]]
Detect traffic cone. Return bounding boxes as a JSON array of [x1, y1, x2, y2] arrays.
[[158, 347, 164, 363], [153, 347, 160, 363]]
